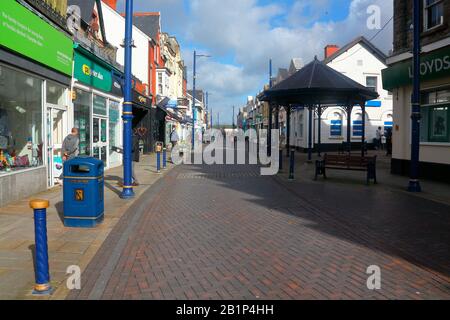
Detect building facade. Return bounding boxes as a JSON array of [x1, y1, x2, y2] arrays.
[[0, 0, 73, 205], [291, 38, 393, 152], [383, 0, 450, 182]]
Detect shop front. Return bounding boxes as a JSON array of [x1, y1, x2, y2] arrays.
[[0, 0, 73, 205], [72, 45, 124, 169], [382, 43, 450, 182], [131, 89, 153, 153]]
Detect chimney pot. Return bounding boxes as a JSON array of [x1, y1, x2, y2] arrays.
[[102, 0, 118, 10], [324, 45, 340, 59]]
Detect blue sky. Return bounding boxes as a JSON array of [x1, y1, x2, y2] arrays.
[[116, 0, 393, 125]]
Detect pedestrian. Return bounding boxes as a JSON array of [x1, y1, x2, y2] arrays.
[[131, 129, 140, 186], [385, 127, 393, 156], [170, 126, 179, 150], [59, 128, 79, 185], [62, 128, 80, 161], [375, 127, 383, 150]]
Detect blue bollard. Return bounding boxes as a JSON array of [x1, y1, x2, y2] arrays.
[[156, 151, 161, 173], [289, 149, 295, 180], [163, 148, 167, 169], [30, 199, 52, 295]]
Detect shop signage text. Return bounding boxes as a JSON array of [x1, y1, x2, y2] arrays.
[[74, 50, 113, 93], [0, 0, 73, 76], [382, 46, 450, 90]]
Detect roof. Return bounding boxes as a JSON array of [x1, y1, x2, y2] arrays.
[[132, 12, 161, 40], [289, 58, 304, 74], [187, 90, 204, 103], [323, 36, 388, 65], [260, 57, 379, 105]]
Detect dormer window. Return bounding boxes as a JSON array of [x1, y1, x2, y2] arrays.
[[424, 0, 444, 31]]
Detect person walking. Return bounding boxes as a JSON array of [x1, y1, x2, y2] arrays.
[[385, 127, 393, 156], [170, 126, 179, 149], [375, 127, 383, 150], [131, 129, 140, 186], [59, 128, 79, 185]]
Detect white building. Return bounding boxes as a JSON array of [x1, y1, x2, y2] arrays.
[[102, 2, 150, 88], [290, 37, 393, 151]]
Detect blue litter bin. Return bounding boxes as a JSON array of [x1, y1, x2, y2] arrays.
[[63, 157, 104, 228]]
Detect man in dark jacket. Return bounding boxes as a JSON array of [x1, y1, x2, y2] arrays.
[[59, 128, 79, 184], [131, 129, 140, 186], [62, 128, 79, 161]]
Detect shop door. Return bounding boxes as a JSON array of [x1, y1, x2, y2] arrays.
[[46, 106, 66, 187], [93, 116, 108, 166]]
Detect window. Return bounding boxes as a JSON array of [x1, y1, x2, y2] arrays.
[[158, 72, 163, 95], [0, 65, 43, 174], [424, 0, 444, 30], [46, 82, 65, 106], [420, 89, 450, 143], [330, 112, 342, 137], [384, 114, 393, 130], [352, 113, 363, 137], [366, 76, 378, 92], [73, 89, 91, 156], [93, 95, 107, 116]]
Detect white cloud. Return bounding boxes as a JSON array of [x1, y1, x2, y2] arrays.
[[117, 0, 394, 124]]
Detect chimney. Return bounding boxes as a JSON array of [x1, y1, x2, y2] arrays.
[[102, 0, 118, 10], [324, 45, 339, 59]]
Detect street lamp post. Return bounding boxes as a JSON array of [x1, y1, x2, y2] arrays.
[[192, 51, 211, 147], [408, 0, 422, 192], [120, 0, 134, 199]]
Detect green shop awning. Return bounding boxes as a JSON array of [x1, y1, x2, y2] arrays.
[[382, 45, 450, 91], [74, 44, 124, 95]]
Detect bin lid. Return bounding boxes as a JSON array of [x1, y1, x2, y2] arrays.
[[63, 157, 104, 177]]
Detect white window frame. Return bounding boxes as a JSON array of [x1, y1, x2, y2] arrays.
[[424, 0, 444, 31], [366, 76, 378, 92]]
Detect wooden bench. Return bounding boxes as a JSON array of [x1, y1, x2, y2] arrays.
[[315, 154, 377, 184]]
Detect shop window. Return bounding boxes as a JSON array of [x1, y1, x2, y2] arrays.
[[424, 0, 444, 31], [93, 95, 107, 116], [421, 89, 450, 143], [0, 65, 43, 174], [46, 82, 65, 106], [109, 100, 121, 166], [330, 112, 342, 137], [74, 89, 91, 156]]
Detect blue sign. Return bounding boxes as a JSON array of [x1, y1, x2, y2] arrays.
[[366, 100, 382, 107]]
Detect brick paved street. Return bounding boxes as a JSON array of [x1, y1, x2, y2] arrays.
[[68, 150, 450, 300]]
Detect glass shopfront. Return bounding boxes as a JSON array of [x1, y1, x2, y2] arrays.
[[46, 81, 68, 186], [0, 65, 43, 175], [74, 88, 91, 156], [73, 87, 122, 168], [421, 88, 450, 143], [109, 100, 121, 167]]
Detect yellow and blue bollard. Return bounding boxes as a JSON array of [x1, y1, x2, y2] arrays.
[[30, 199, 52, 295], [289, 149, 295, 180], [155, 143, 162, 174], [162, 147, 167, 170]]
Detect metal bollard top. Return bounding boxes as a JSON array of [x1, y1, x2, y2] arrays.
[[29, 199, 50, 209]]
